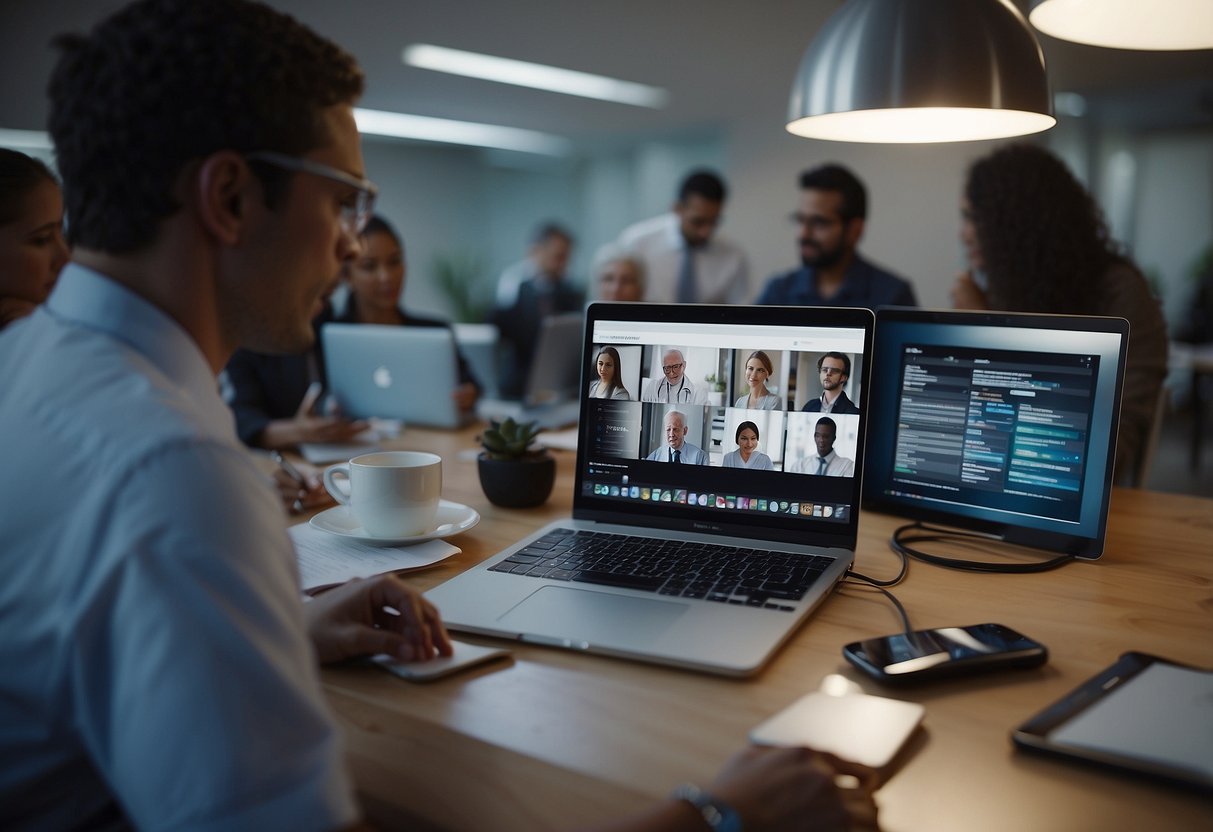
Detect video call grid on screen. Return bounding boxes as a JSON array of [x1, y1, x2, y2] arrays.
[[577, 317, 868, 532], [864, 313, 1126, 548]]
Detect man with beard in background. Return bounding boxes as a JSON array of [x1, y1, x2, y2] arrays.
[[757, 164, 916, 309]]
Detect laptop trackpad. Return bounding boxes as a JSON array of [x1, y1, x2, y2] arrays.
[[498, 586, 687, 646]]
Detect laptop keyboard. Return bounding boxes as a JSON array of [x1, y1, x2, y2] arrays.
[[487, 528, 834, 612]]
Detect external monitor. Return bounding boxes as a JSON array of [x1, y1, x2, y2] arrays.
[[862, 309, 1129, 559]]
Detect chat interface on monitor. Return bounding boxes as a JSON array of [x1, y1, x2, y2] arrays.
[[890, 343, 1099, 524], [578, 319, 867, 527]]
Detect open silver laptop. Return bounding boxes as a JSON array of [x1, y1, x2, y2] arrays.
[[323, 323, 471, 429], [428, 302, 875, 676]]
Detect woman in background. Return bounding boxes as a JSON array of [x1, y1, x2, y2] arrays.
[[0, 149, 68, 330], [587, 345, 630, 399], [593, 245, 646, 302], [722, 420, 774, 470], [951, 143, 1167, 485], [734, 350, 782, 410], [342, 215, 480, 412]]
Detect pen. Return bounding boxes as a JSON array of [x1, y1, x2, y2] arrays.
[[270, 451, 308, 514], [270, 450, 307, 487]]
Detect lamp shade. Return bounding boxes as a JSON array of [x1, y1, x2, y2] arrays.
[[787, 0, 1056, 143], [1030, 0, 1213, 51]]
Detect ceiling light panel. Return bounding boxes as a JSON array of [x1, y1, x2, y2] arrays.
[[403, 44, 669, 109]]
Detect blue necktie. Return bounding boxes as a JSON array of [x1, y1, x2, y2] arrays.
[[672, 449, 682, 463], [816, 457, 828, 475], [676, 245, 697, 303]]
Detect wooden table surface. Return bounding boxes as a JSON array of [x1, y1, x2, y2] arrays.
[[310, 426, 1213, 831]]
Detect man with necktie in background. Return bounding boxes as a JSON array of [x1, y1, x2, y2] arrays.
[[646, 410, 709, 464], [787, 417, 855, 476], [616, 169, 749, 304]]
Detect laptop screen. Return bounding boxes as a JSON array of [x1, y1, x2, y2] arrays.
[[862, 309, 1128, 558], [574, 303, 874, 550]]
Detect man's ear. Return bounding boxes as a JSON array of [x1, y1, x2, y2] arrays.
[[194, 151, 251, 246], [844, 216, 866, 248]]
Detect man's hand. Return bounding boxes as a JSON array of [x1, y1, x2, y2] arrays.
[[451, 382, 479, 412], [707, 745, 879, 832], [305, 575, 453, 665], [271, 460, 335, 514], [258, 383, 370, 450]]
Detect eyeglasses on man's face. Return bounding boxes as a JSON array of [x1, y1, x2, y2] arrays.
[[663, 362, 685, 374], [245, 151, 378, 236], [789, 212, 842, 232]]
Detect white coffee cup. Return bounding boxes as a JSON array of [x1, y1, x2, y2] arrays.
[[324, 451, 442, 538]]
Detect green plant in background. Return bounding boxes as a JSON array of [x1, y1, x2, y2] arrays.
[[432, 251, 491, 323], [480, 417, 545, 461], [704, 372, 726, 393], [1188, 243, 1213, 285]]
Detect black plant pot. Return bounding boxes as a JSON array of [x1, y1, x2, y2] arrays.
[[477, 453, 556, 508]]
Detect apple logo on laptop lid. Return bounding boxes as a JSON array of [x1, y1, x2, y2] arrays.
[[373, 366, 392, 389]]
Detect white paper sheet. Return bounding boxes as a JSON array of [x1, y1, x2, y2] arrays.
[[290, 522, 459, 591]]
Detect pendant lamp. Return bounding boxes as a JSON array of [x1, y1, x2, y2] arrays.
[[1030, 0, 1213, 51], [787, 0, 1056, 143]]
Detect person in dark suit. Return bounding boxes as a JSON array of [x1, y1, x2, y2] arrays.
[[491, 222, 584, 399], [802, 351, 860, 414]]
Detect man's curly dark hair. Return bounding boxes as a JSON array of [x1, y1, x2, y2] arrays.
[[48, 0, 364, 253], [966, 143, 1121, 316]]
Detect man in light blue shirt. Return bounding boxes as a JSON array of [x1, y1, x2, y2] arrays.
[[645, 409, 709, 464], [0, 2, 878, 830], [0, 2, 450, 829]]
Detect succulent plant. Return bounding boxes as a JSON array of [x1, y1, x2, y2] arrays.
[[479, 417, 545, 461]]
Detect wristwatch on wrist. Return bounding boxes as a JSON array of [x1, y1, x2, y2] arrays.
[[672, 783, 743, 832]]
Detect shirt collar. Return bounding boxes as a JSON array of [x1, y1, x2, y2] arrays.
[[46, 263, 228, 426]]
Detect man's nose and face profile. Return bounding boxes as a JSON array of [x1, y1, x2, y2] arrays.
[[819, 354, 848, 391], [665, 411, 688, 450], [794, 188, 850, 269], [814, 419, 837, 457], [662, 349, 686, 385], [676, 193, 721, 248]]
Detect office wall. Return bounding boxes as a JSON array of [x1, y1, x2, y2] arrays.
[[360, 141, 488, 319], [1130, 128, 1213, 329]]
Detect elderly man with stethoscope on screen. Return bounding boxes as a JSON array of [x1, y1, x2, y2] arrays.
[[641, 347, 709, 404]]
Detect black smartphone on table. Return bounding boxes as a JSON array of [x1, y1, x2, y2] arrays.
[[843, 623, 1047, 684]]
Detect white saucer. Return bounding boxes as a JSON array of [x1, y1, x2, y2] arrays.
[[309, 500, 480, 546]]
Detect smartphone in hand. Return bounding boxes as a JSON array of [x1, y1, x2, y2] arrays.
[[843, 623, 1047, 684]]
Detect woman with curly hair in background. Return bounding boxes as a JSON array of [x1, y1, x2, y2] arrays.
[[952, 143, 1167, 486]]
